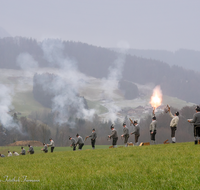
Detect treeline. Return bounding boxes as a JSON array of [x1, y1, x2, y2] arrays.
[[1, 37, 200, 103], [0, 106, 197, 146], [122, 48, 200, 73]]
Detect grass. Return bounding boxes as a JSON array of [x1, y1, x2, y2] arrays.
[[12, 91, 50, 116], [86, 99, 108, 114], [163, 95, 194, 110], [0, 142, 200, 189]]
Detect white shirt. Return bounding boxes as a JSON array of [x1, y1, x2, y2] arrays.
[[8, 152, 12, 157]]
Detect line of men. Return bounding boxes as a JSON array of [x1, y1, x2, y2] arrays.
[[69, 129, 97, 151], [0, 138, 55, 157], [85, 105, 200, 147], [1, 105, 200, 157]]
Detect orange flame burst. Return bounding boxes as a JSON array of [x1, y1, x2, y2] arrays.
[[150, 86, 162, 109]]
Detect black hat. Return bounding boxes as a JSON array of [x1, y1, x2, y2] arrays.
[[123, 122, 126, 126], [175, 111, 179, 116], [69, 136, 71, 140], [134, 120, 138, 124], [76, 134, 79, 137], [92, 128, 95, 131], [196, 106, 200, 111], [110, 124, 114, 129], [152, 116, 156, 120]]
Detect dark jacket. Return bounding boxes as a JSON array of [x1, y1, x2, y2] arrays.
[[89, 132, 97, 140], [122, 127, 129, 137], [71, 138, 76, 146], [131, 124, 140, 136], [29, 146, 34, 153], [21, 149, 26, 155], [110, 129, 118, 139], [190, 112, 200, 126], [77, 136, 84, 145]]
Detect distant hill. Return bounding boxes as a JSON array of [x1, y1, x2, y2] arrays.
[[113, 48, 200, 72], [0, 26, 11, 38], [0, 37, 200, 104]]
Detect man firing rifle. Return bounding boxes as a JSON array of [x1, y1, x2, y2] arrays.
[[121, 123, 129, 147]]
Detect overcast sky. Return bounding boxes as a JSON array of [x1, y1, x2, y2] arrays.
[[0, 0, 200, 51]]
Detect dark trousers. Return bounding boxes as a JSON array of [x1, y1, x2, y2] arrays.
[[91, 139, 96, 149], [30, 151, 34, 155], [124, 135, 129, 144], [79, 143, 84, 150], [150, 131, 156, 141], [73, 145, 76, 151], [51, 147, 54, 153], [112, 137, 118, 146], [44, 150, 48, 153], [194, 126, 200, 137], [135, 135, 140, 143], [171, 127, 177, 137]]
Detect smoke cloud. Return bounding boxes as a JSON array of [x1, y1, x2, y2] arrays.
[[16, 53, 39, 70], [101, 52, 126, 122], [0, 84, 18, 129], [39, 39, 95, 125]]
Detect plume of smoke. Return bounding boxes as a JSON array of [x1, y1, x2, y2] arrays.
[[39, 39, 95, 125], [101, 52, 126, 123], [16, 53, 39, 91], [0, 84, 19, 129], [16, 53, 38, 70]]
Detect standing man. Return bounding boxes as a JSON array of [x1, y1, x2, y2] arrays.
[[168, 106, 179, 143], [20, 147, 26, 155], [27, 145, 34, 154], [47, 138, 55, 153], [76, 134, 84, 150], [150, 116, 157, 145], [41, 143, 48, 153], [130, 120, 140, 146], [188, 106, 200, 145], [86, 129, 97, 149], [108, 124, 118, 148], [69, 136, 77, 151], [121, 123, 129, 147]]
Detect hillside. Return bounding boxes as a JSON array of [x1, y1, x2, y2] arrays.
[[114, 48, 200, 72], [1, 37, 200, 103], [0, 143, 199, 189]]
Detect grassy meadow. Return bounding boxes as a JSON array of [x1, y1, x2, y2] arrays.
[[0, 142, 200, 190]]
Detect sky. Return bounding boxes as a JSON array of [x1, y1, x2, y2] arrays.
[[0, 0, 200, 51]]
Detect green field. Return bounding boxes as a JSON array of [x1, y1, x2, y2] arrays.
[[12, 91, 50, 117], [0, 142, 200, 190]]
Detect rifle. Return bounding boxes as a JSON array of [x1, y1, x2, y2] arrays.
[[129, 118, 134, 126], [107, 135, 111, 141], [153, 107, 155, 116], [84, 136, 88, 142], [164, 105, 170, 113]]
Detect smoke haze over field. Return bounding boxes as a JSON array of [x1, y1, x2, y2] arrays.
[[0, 0, 200, 51], [0, 84, 17, 129], [39, 39, 95, 124]]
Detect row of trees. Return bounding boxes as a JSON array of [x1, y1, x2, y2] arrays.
[[0, 37, 200, 103], [0, 105, 197, 146]]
